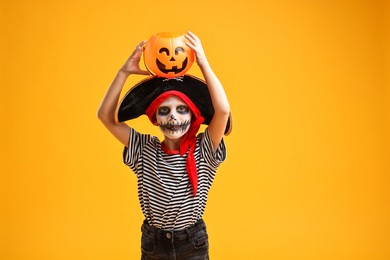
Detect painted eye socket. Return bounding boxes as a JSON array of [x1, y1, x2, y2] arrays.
[[175, 47, 185, 55], [177, 105, 189, 114], [159, 48, 170, 56], [158, 106, 170, 116]]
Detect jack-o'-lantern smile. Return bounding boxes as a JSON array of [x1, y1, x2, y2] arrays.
[[156, 57, 188, 74]]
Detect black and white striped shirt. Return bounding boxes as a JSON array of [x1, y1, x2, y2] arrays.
[[123, 127, 226, 230]]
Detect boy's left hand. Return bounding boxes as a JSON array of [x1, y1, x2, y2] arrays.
[[185, 31, 208, 67]]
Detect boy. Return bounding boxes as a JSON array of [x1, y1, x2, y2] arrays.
[[98, 31, 230, 259]]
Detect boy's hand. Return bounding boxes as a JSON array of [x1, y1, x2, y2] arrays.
[[119, 40, 150, 76], [185, 31, 208, 67]]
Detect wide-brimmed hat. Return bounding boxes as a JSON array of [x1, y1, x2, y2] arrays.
[[116, 75, 232, 135]]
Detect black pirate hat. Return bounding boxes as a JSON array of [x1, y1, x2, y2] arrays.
[[116, 75, 232, 135]]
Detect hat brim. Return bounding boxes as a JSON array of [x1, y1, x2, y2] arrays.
[[116, 75, 232, 135]]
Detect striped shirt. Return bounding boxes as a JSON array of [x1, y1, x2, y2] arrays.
[[123, 127, 226, 230]]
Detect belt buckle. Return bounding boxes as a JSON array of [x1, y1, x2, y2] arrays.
[[165, 231, 173, 242]]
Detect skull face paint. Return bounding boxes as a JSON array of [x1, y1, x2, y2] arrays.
[[156, 96, 192, 140]]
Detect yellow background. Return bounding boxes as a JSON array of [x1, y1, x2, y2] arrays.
[[1, 0, 389, 259]]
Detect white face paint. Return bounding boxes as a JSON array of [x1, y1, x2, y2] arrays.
[[156, 96, 192, 140]]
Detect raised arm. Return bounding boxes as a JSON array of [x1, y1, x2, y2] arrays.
[[185, 31, 230, 152], [97, 41, 150, 147]]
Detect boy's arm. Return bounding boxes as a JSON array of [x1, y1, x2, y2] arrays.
[[97, 41, 150, 147], [185, 31, 230, 152]]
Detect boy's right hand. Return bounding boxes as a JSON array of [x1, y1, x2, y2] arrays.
[[119, 40, 150, 76]]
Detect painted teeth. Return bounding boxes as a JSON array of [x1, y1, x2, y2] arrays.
[[168, 125, 180, 130], [158, 121, 190, 133]]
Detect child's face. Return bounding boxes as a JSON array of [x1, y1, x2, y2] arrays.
[[156, 96, 192, 140]]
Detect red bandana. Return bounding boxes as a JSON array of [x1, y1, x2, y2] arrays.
[[145, 90, 204, 196]]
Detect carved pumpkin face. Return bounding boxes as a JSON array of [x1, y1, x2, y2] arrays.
[[143, 32, 195, 78]]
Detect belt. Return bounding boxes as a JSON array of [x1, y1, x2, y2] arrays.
[[141, 219, 206, 241]]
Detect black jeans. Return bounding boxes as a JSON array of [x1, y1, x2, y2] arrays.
[[140, 219, 209, 260]]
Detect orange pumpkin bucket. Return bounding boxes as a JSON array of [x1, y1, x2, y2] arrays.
[[143, 32, 195, 78]]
